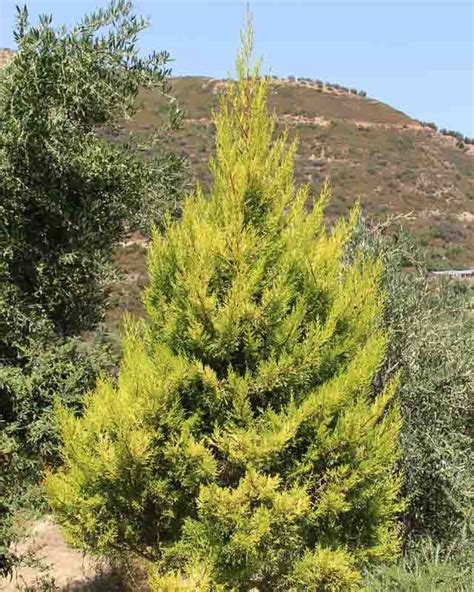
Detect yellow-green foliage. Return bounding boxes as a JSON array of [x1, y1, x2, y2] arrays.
[[288, 547, 361, 591], [47, 21, 404, 590]]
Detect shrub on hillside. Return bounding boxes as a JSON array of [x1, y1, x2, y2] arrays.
[[47, 22, 404, 590], [439, 128, 468, 147]]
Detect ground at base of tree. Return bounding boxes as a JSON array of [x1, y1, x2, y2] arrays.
[[2, 517, 118, 592]]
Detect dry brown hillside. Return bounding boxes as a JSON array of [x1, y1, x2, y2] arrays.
[[122, 76, 473, 271], [104, 76, 473, 335], [1, 50, 472, 264], [1, 52, 472, 327]]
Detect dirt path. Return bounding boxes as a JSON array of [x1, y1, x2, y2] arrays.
[[2, 518, 99, 591], [184, 114, 433, 132], [183, 114, 474, 155]]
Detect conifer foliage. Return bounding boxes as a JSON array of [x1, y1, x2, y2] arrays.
[[47, 22, 404, 590]]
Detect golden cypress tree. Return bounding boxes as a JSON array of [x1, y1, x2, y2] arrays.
[[46, 21, 404, 591]]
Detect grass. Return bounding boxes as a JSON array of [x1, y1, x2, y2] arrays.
[[363, 539, 473, 592]]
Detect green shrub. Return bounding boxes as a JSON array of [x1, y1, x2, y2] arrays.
[[1, 335, 116, 463], [47, 22, 404, 590], [0, 421, 37, 577], [0, 273, 51, 576], [395, 280, 472, 544], [0, 276, 115, 575], [0, 0, 181, 576], [0, 0, 183, 337], [348, 221, 473, 546], [363, 538, 473, 591]]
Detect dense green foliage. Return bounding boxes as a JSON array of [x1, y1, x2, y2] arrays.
[[0, 0, 182, 336], [0, 1, 182, 576], [0, 263, 51, 575], [0, 412, 35, 576], [388, 265, 472, 545], [1, 334, 115, 463], [47, 25, 404, 590], [350, 222, 473, 546]]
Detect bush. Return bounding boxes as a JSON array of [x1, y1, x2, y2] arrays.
[[0, 273, 51, 575], [0, 273, 115, 575], [0, 0, 182, 576], [439, 128, 467, 145], [349, 221, 473, 546], [395, 279, 472, 544], [0, 0, 183, 337], [47, 22, 404, 590], [1, 335, 116, 463], [0, 421, 37, 577]]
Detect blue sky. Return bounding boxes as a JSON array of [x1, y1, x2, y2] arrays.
[[1, 1, 473, 135]]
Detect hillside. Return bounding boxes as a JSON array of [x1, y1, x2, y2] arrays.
[[1, 51, 471, 266], [122, 76, 473, 270], [1, 51, 472, 327], [105, 76, 474, 334]]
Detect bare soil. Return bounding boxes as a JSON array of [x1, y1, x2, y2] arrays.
[[2, 518, 101, 592]]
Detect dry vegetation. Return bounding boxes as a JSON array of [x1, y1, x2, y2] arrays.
[[107, 77, 473, 332], [123, 77, 474, 268]]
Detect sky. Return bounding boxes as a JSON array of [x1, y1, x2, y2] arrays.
[[1, 0, 473, 136]]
